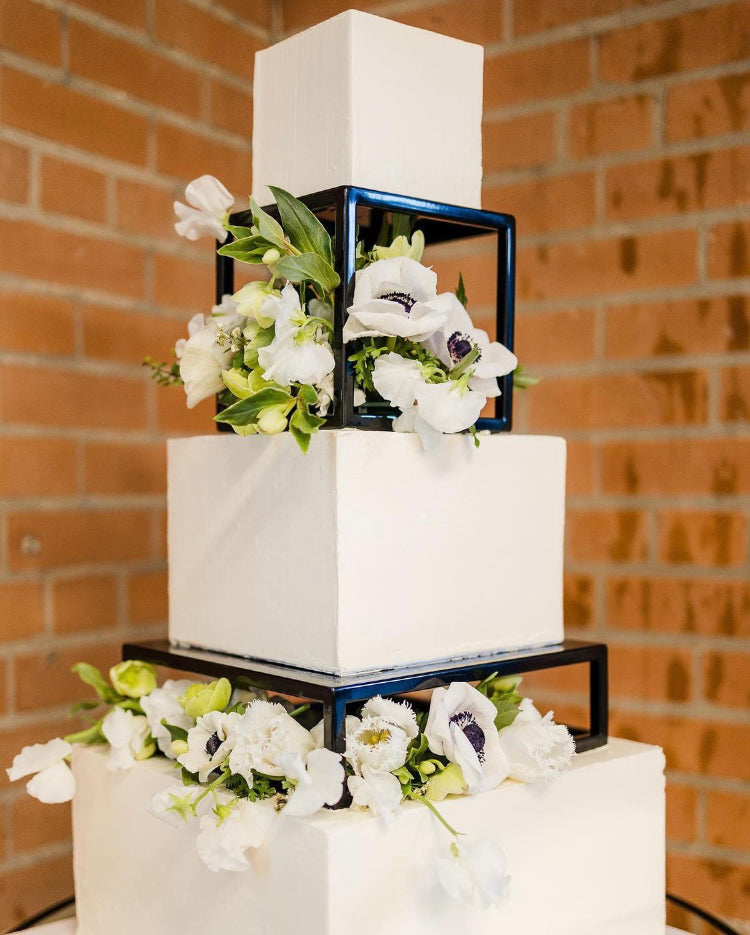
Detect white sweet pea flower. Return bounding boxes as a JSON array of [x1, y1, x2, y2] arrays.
[[343, 257, 450, 342], [497, 699, 575, 783], [414, 380, 486, 434], [257, 284, 335, 388], [282, 748, 345, 817], [372, 353, 422, 410], [345, 697, 417, 777], [196, 798, 275, 873], [148, 784, 206, 828], [179, 315, 235, 409], [101, 707, 154, 772], [175, 312, 205, 361], [229, 700, 316, 781], [425, 683, 509, 794], [316, 371, 335, 417], [392, 405, 444, 450], [348, 764, 403, 821], [140, 679, 194, 758], [173, 175, 233, 242], [436, 835, 510, 909], [6, 738, 75, 804], [178, 710, 241, 782]]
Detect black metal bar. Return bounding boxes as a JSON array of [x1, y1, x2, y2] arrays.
[[666, 892, 740, 934], [7, 895, 75, 932]]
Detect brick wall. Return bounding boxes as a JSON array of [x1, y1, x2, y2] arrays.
[[0, 0, 748, 931]]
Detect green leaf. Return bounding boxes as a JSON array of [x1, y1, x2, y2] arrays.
[[217, 236, 268, 263], [69, 699, 100, 714], [493, 698, 521, 731], [455, 271, 468, 308], [163, 722, 189, 744], [250, 196, 286, 248], [65, 718, 106, 746], [513, 365, 539, 390], [276, 253, 339, 293], [392, 212, 412, 240], [289, 421, 311, 453], [298, 383, 318, 406], [269, 186, 333, 264], [181, 767, 200, 787], [215, 387, 293, 427], [71, 662, 120, 703], [290, 404, 324, 436], [226, 223, 254, 240], [221, 369, 254, 399]]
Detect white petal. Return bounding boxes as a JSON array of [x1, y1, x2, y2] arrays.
[[372, 353, 422, 409], [7, 738, 72, 781], [283, 748, 344, 817], [347, 766, 402, 820], [415, 381, 485, 433], [473, 338, 518, 381], [184, 175, 233, 215], [468, 375, 501, 398], [361, 696, 418, 739], [173, 202, 227, 243], [26, 761, 75, 804]]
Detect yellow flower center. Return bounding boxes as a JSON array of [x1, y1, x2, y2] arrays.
[[361, 728, 391, 747]]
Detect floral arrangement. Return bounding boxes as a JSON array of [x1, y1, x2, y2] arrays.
[[7, 661, 574, 909], [147, 175, 531, 450]]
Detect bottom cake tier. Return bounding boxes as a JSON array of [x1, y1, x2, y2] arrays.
[[72, 738, 665, 935]]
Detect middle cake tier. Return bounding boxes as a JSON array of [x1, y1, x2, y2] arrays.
[[168, 431, 566, 673]]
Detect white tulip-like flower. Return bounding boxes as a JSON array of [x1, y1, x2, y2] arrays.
[[179, 315, 236, 409], [414, 380, 486, 434], [101, 707, 154, 772], [178, 710, 241, 782], [196, 798, 275, 873], [6, 738, 75, 804], [436, 835, 511, 909], [229, 700, 316, 781], [343, 257, 450, 342], [257, 285, 335, 388], [345, 697, 417, 776], [281, 748, 345, 817], [348, 764, 403, 820], [140, 679, 194, 758], [497, 699, 575, 783], [425, 683, 509, 795], [173, 175, 233, 242]]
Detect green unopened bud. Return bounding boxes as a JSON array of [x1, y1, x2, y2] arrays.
[[425, 762, 468, 802], [135, 739, 156, 761], [171, 739, 189, 757], [232, 280, 268, 319], [420, 760, 437, 776], [485, 675, 522, 696], [179, 677, 232, 719], [109, 660, 157, 699], [256, 406, 288, 435], [262, 247, 281, 266]]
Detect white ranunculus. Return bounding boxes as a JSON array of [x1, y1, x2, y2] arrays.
[[345, 698, 417, 776], [101, 707, 154, 772], [497, 699, 575, 783], [196, 798, 275, 872], [372, 353, 422, 410], [348, 764, 403, 820], [282, 748, 345, 817], [425, 683, 509, 795], [343, 257, 450, 342], [436, 835, 510, 909], [179, 316, 235, 408], [6, 738, 75, 804], [174, 175, 233, 242], [257, 284, 335, 388], [415, 380, 486, 434], [178, 710, 241, 782], [140, 679, 194, 758], [229, 700, 316, 781]]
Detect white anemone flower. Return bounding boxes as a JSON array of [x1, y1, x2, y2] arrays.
[[257, 284, 335, 388], [173, 175, 233, 242], [179, 315, 235, 408], [177, 710, 241, 782], [343, 257, 450, 342], [425, 683, 509, 794], [229, 700, 316, 781], [6, 738, 75, 804], [281, 748, 345, 817], [348, 765, 403, 821], [436, 835, 511, 909], [196, 798, 275, 873], [101, 707, 154, 772], [497, 699, 575, 783], [140, 679, 194, 758]]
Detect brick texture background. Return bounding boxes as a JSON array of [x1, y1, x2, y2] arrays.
[[0, 0, 748, 931]]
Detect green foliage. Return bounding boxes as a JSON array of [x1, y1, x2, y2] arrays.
[[143, 357, 182, 387], [269, 185, 333, 264], [71, 662, 121, 704], [216, 236, 269, 263], [276, 253, 339, 293], [513, 365, 540, 390], [163, 722, 189, 744], [65, 718, 106, 746], [215, 387, 294, 427], [455, 271, 468, 308], [249, 196, 286, 248]]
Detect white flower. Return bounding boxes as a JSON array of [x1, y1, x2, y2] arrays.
[[497, 699, 575, 783], [148, 784, 205, 828], [230, 687, 268, 709], [348, 765, 403, 820], [257, 285, 335, 388], [140, 679, 194, 758], [425, 683, 509, 794], [414, 380, 486, 433], [6, 738, 75, 804], [101, 707, 154, 772], [372, 353, 422, 410], [343, 257, 450, 342], [392, 405, 443, 450], [309, 715, 360, 749], [175, 312, 205, 361], [345, 696, 417, 776], [178, 710, 241, 782], [373, 230, 425, 262], [179, 315, 235, 408], [436, 835, 510, 909], [232, 281, 274, 324], [316, 371, 334, 417], [229, 700, 316, 781], [173, 175, 233, 242], [282, 748, 345, 817], [196, 798, 274, 872]]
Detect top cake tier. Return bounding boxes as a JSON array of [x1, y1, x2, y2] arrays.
[[251, 10, 484, 208]]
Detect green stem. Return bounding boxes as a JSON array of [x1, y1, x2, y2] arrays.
[[192, 766, 230, 806], [408, 791, 461, 838], [288, 703, 310, 719]]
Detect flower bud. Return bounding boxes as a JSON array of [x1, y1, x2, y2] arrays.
[[262, 247, 281, 266], [232, 280, 271, 320], [109, 660, 157, 699], [425, 762, 468, 802], [256, 407, 288, 435], [171, 739, 189, 757], [179, 677, 232, 719]]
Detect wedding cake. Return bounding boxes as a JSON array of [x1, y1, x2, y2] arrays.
[[7, 12, 666, 935]]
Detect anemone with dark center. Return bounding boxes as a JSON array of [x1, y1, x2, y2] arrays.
[[205, 732, 223, 757], [450, 710, 486, 763], [377, 289, 416, 314], [447, 331, 477, 364]]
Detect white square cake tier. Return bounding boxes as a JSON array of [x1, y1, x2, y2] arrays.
[[167, 431, 566, 673], [72, 739, 666, 935]]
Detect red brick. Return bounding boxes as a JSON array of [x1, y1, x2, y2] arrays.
[[566, 509, 648, 563], [703, 652, 750, 709], [485, 38, 589, 108], [667, 852, 750, 920], [566, 440, 595, 496], [217, 0, 272, 29], [70, 0, 147, 28], [14, 640, 120, 711], [153, 251, 215, 312], [395, 0, 503, 45], [84, 440, 166, 495], [720, 365, 750, 422], [666, 782, 698, 844], [607, 146, 750, 221], [706, 789, 750, 851], [709, 220, 750, 279], [513, 0, 663, 35], [483, 112, 556, 174], [563, 572, 594, 628], [52, 575, 118, 634], [69, 21, 202, 118], [0, 855, 73, 933], [6, 509, 153, 571], [0, 0, 61, 65], [422, 243, 498, 312], [282, 0, 375, 31], [0, 218, 145, 298], [209, 79, 254, 138], [570, 94, 653, 157], [657, 510, 746, 569], [517, 229, 698, 301], [516, 308, 596, 365], [82, 305, 184, 365], [0, 291, 76, 355], [0, 67, 148, 167], [600, 3, 750, 83], [0, 139, 29, 203], [484, 171, 596, 234], [610, 644, 693, 703], [11, 795, 71, 853], [116, 178, 177, 240], [0, 364, 148, 430], [155, 383, 216, 435], [0, 580, 44, 642], [0, 436, 77, 497], [667, 70, 750, 143], [156, 122, 250, 195], [40, 155, 107, 223], [128, 569, 168, 624]]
